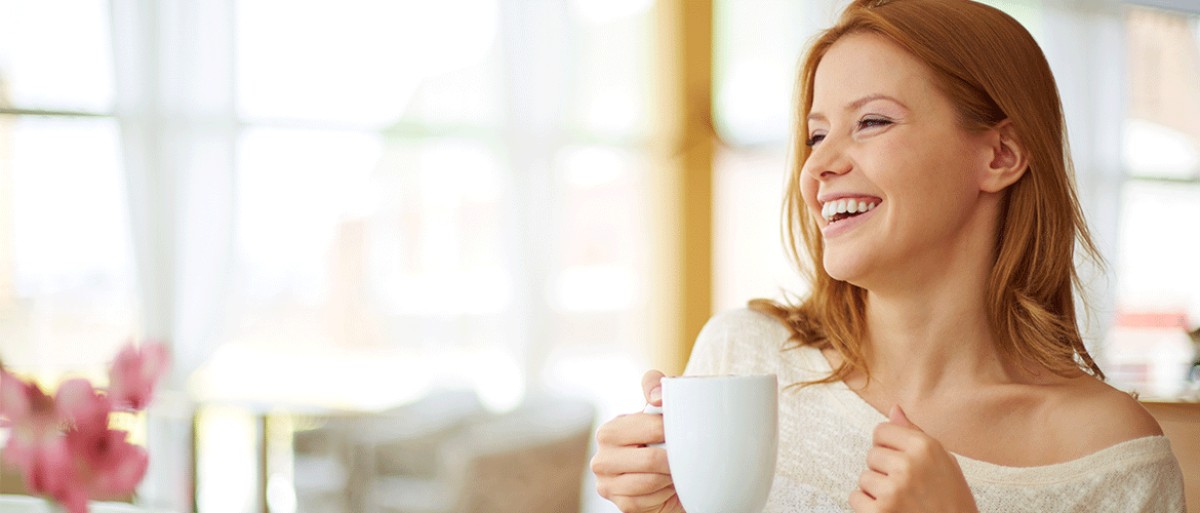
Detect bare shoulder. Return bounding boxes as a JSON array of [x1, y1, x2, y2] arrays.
[[1044, 374, 1164, 454]]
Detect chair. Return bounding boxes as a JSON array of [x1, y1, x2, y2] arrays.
[[291, 388, 486, 513], [353, 388, 487, 482], [369, 396, 596, 513], [292, 415, 355, 513]]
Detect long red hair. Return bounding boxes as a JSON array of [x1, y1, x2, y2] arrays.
[[752, 0, 1104, 383]]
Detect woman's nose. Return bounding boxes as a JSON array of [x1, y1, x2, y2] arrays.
[[803, 137, 852, 180]]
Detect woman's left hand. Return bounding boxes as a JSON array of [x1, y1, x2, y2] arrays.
[[849, 405, 979, 513]]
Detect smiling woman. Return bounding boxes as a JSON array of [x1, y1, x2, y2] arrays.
[[592, 1, 1187, 512], [784, 0, 1106, 387], [799, 36, 1018, 287]]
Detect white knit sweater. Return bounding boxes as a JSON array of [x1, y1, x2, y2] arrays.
[[683, 308, 1187, 513]]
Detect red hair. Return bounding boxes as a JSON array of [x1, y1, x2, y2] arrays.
[[752, 0, 1104, 383]]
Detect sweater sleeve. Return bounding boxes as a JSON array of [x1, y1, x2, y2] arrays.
[[682, 309, 742, 376], [683, 307, 797, 377], [1101, 451, 1186, 513], [965, 435, 1187, 513]]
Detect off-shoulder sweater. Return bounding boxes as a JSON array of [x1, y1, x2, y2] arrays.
[[683, 308, 1187, 513]]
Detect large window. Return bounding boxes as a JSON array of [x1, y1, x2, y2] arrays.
[[3, 1, 659, 511], [194, 0, 656, 414]]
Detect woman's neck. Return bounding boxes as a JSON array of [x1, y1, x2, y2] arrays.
[[859, 287, 1005, 401]]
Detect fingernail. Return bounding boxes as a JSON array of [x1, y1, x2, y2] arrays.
[[649, 386, 662, 404]]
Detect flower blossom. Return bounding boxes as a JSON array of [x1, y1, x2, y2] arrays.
[[0, 341, 168, 513], [107, 341, 170, 411], [52, 380, 149, 513], [0, 369, 64, 473]]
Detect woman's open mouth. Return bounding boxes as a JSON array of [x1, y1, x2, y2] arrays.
[[821, 197, 880, 224]]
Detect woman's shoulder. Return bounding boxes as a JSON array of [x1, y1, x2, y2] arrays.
[[959, 375, 1175, 489], [967, 433, 1184, 511], [685, 306, 819, 376], [692, 307, 793, 357], [701, 306, 794, 337], [1040, 374, 1164, 459], [1043, 387, 1184, 511]]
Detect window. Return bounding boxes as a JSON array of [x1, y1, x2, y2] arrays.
[[198, 1, 657, 511], [1106, 4, 1200, 399], [711, 0, 813, 311], [200, 0, 657, 409], [3, 1, 660, 511], [0, 0, 137, 378]]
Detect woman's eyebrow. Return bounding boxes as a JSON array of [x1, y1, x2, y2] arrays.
[[808, 93, 909, 123]]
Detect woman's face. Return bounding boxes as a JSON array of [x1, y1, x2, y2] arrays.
[[800, 33, 997, 289]]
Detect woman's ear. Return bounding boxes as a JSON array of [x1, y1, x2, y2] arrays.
[[980, 120, 1028, 193]]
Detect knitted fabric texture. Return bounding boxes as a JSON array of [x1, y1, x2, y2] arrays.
[[683, 308, 1186, 513]]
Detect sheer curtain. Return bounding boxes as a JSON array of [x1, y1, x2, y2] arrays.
[[110, 0, 237, 387], [1037, 0, 1126, 349], [105, 1, 658, 510], [110, 0, 237, 508]]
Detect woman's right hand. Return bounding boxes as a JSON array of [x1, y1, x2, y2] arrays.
[[591, 370, 685, 513]]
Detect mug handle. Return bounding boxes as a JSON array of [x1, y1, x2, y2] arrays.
[[643, 404, 664, 449]]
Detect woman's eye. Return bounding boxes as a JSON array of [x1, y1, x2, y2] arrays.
[[806, 118, 889, 146], [858, 117, 893, 130]]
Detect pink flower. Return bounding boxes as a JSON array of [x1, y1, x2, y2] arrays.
[[107, 341, 170, 411], [56, 379, 112, 438], [1, 341, 167, 513], [21, 430, 146, 513], [24, 439, 84, 513], [1, 368, 58, 426], [73, 428, 149, 499], [58, 380, 147, 492], [1, 370, 65, 472]]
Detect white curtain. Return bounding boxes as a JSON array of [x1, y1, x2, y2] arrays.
[[1037, 0, 1126, 350], [110, 0, 236, 508], [496, 0, 569, 398]]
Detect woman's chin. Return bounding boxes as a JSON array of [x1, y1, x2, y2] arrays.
[[822, 260, 865, 285], [820, 264, 859, 284]]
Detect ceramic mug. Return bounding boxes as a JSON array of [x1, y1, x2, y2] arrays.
[[644, 374, 778, 513]]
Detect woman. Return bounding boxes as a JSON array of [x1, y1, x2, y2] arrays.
[[590, 1, 1187, 512]]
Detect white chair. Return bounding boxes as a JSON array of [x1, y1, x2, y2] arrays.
[[292, 388, 486, 513], [370, 396, 596, 513], [292, 415, 355, 513]]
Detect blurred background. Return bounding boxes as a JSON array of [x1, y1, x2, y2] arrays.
[[0, 0, 1198, 512]]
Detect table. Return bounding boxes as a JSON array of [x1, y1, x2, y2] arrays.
[[0, 495, 168, 513]]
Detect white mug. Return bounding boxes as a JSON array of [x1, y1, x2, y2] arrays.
[[644, 374, 778, 513]]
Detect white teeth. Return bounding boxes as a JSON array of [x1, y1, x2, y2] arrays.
[[820, 198, 879, 222]]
